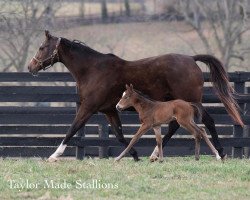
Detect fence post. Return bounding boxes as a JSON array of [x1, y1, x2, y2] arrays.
[[75, 87, 85, 160], [98, 115, 109, 158], [233, 72, 245, 158]]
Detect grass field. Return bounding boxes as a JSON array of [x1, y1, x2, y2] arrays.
[[0, 156, 249, 200]]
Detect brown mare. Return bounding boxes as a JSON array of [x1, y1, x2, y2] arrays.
[[27, 31, 243, 162], [115, 84, 221, 162]]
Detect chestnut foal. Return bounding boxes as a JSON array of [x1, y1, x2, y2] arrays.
[[115, 84, 221, 162]]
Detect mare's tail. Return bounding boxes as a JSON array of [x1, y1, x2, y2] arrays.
[[192, 54, 243, 127]]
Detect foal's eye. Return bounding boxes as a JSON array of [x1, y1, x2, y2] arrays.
[[124, 96, 129, 99]]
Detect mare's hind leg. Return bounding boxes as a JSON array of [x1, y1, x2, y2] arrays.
[[199, 128, 221, 160], [105, 111, 140, 161], [150, 120, 180, 161], [202, 108, 226, 159]]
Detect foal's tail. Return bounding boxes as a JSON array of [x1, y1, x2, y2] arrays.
[[191, 103, 202, 123], [192, 54, 244, 127]]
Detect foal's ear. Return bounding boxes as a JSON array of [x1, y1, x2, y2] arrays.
[[129, 84, 134, 91], [45, 30, 51, 39], [125, 84, 130, 90]]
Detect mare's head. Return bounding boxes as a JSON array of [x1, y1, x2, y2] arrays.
[[28, 30, 61, 76], [116, 84, 136, 112]]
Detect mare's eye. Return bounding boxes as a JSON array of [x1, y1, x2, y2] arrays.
[[39, 45, 48, 51]]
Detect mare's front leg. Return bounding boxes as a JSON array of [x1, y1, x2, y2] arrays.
[[115, 124, 150, 162], [105, 111, 139, 161], [47, 104, 95, 162]]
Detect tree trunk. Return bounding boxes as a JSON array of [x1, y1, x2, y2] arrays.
[[124, 0, 130, 17], [101, 0, 108, 21], [79, 0, 85, 18]]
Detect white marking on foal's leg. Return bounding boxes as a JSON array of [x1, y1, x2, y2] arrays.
[[216, 152, 221, 160], [150, 146, 159, 162], [47, 142, 67, 162]]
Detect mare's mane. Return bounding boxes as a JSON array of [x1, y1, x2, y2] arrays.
[[61, 38, 103, 55], [61, 38, 120, 58]]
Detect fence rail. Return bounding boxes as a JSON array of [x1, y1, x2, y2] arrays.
[[0, 72, 249, 159]]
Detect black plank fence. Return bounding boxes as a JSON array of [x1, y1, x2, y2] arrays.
[[0, 72, 250, 159]]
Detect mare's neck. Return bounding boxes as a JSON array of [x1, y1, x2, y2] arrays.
[[58, 38, 104, 82]]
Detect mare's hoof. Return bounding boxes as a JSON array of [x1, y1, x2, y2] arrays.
[[47, 157, 58, 163], [158, 158, 164, 163], [133, 156, 141, 162], [221, 154, 227, 161], [195, 157, 200, 161], [150, 155, 158, 162]]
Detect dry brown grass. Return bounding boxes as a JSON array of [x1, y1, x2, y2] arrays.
[[56, 2, 141, 17], [53, 21, 250, 72]]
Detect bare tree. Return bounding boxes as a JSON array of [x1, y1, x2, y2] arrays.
[[101, 0, 108, 21], [175, 0, 250, 69], [124, 0, 131, 17], [0, 0, 61, 72], [79, 0, 85, 18]]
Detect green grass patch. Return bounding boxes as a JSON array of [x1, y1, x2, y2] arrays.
[[0, 156, 249, 200]]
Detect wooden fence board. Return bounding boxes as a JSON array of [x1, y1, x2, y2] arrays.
[[0, 137, 249, 147], [0, 72, 249, 158]]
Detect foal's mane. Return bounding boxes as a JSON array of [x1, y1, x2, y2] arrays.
[[133, 89, 155, 102]]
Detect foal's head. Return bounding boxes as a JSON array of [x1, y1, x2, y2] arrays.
[[116, 84, 136, 112], [28, 30, 61, 76]]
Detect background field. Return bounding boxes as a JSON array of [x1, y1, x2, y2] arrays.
[[1, 0, 250, 72], [0, 156, 249, 200]]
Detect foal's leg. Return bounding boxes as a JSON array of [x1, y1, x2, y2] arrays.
[[202, 108, 226, 159], [47, 105, 93, 162], [115, 124, 150, 162], [153, 126, 163, 162], [194, 134, 201, 161], [177, 118, 203, 160], [150, 120, 180, 161], [105, 111, 139, 161]]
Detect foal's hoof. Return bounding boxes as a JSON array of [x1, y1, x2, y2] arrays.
[[47, 157, 58, 163], [114, 157, 121, 162], [150, 155, 158, 162], [216, 155, 222, 161], [158, 158, 164, 163]]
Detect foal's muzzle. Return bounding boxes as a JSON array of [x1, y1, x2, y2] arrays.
[[116, 105, 122, 112]]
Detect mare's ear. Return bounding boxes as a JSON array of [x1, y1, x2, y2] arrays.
[[125, 84, 130, 90], [45, 30, 51, 39], [129, 84, 134, 91]]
